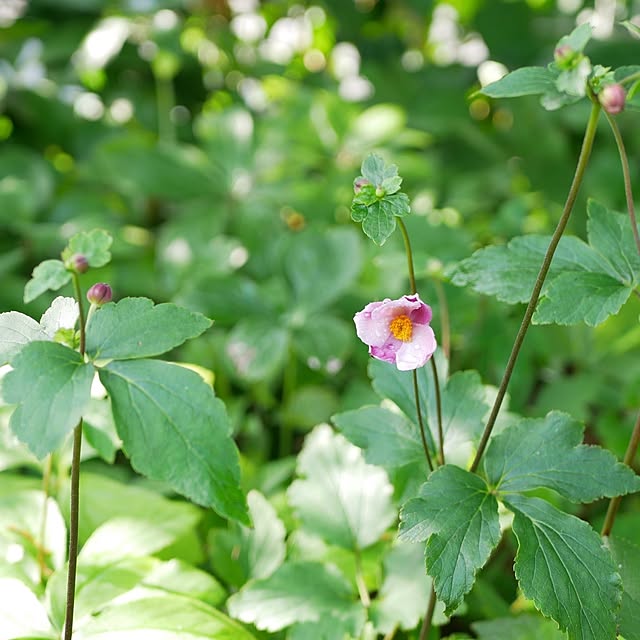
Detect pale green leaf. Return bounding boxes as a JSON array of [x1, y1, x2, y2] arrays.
[[398, 465, 500, 614], [485, 411, 640, 501], [99, 359, 248, 524], [557, 22, 592, 53], [72, 595, 257, 639], [609, 537, 640, 640], [24, 259, 71, 303], [4, 341, 94, 458], [473, 614, 566, 639], [506, 494, 621, 640], [360, 154, 397, 186], [480, 67, 557, 98], [62, 228, 112, 268], [381, 192, 410, 218], [39, 296, 78, 337], [0, 578, 56, 640], [362, 200, 397, 246], [227, 562, 360, 632], [288, 424, 396, 550], [86, 297, 212, 361], [0, 311, 48, 365]]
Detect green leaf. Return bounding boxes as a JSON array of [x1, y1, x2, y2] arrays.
[[485, 411, 640, 501], [473, 614, 566, 640], [227, 562, 363, 632], [609, 537, 640, 640], [288, 424, 396, 550], [361, 199, 397, 245], [86, 297, 212, 361], [61, 228, 112, 268], [209, 490, 286, 588], [98, 359, 248, 524], [72, 595, 257, 639], [39, 296, 79, 338], [4, 341, 94, 458], [450, 200, 640, 326], [398, 465, 500, 614], [480, 67, 557, 98], [381, 192, 410, 218], [505, 494, 621, 640], [557, 22, 592, 53], [0, 578, 56, 639], [360, 154, 398, 186], [0, 311, 48, 365], [370, 542, 447, 633], [24, 259, 71, 304]]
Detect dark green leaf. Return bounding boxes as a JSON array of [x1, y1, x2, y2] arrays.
[[61, 229, 112, 268], [609, 536, 640, 640], [288, 424, 396, 549], [506, 494, 621, 640], [485, 411, 640, 501], [99, 359, 248, 524], [227, 562, 362, 632], [24, 260, 71, 304], [4, 341, 94, 458], [480, 67, 557, 98], [85, 297, 212, 361], [399, 465, 500, 613]]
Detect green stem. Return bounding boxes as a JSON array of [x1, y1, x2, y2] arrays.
[[419, 585, 437, 640], [601, 411, 640, 538], [63, 274, 87, 640], [604, 112, 640, 256], [619, 70, 640, 86], [398, 218, 417, 294], [469, 101, 601, 473], [431, 358, 444, 466], [414, 369, 434, 473], [434, 279, 450, 360], [354, 548, 371, 608]]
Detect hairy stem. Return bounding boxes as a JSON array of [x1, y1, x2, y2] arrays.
[[63, 274, 87, 640], [469, 101, 601, 473], [601, 411, 640, 538], [604, 112, 640, 256]]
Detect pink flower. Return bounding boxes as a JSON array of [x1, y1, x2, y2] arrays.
[[354, 294, 437, 371]]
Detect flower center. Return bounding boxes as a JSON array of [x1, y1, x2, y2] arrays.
[[390, 314, 413, 341]]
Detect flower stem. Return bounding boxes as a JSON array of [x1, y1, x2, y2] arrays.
[[434, 280, 450, 360], [419, 585, 438, 640], [604, 112, 640, 256], [37, 455, 53, 583], [469, 101, 601, 473], [398, 219, 417, 294], [63, 273, 87, 640], [601, 411, 640, 538], [430, 359, 444, 466], [414, 369, 434, 473]]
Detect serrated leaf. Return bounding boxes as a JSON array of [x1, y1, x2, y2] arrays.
[[485, 411, 640, 502], [227, 562, 362, 632], [480, 67, 557, 98], [86, 297, 212, 361], [382, 175, 402, 194], [362, 199, 397, 245], [72, 595, 257, 639], [451, 200, 640, 326], [98, 359, 248, 524], [0, 312, 48, 365], [39, 296, 79, 337], [398, 465, 500, 613], [361, 154, 398, 186], [24, 259, 71, 304], [61, 229, 112, 268], [381, 192, 410, 218], [557, 22, 592, 53], [506, 494, 621, 640], [609, 537, 640, 640], [288, 424, 396, 550], [4, 341, 94, 458]]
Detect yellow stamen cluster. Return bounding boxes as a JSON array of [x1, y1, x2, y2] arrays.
[[390, 314, 413, 341]]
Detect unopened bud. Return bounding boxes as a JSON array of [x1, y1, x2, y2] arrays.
[[69, 253, 89, 274], [87, 283, 112, 306], [599, 83, 625, 115], [353, 177, 370, 194], [554, 44, 573, 66]]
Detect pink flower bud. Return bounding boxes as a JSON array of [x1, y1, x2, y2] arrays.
[[87, 283, 112, 306], [70, 253, 89, 274], [353, 177, 370, 194], [599, 83, 625, 115]]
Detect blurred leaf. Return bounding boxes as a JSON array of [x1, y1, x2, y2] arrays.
[[484, 410, 640, 501], [506, 494, 620, 640], [24, 260, 71, 304], [99, 359, 248, 524], [288, 424, 396, 550], [61, 229, 112, 268], [557, 22, 592, 53], [227, 562, 363, 633], [4, 341, 94, 458], [609, 536, 640, 640], [480, 67, 556, 98], [282, 385, 339, 430], [85, 297, 212, 361], [473, 614, 566, 639], [399, 465, 500, 614], [39, 296, 78, 338], [0, 311, 48, 365], [292, 315, 353, 372], [0, 579, 55, 639]]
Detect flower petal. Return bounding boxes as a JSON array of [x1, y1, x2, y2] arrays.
[[370, 339, 401, 364], [395, 324, 437, 371], [354, 299, 391, 347]]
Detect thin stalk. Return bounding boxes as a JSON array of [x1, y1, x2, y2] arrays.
[[604, 112, 640, 256], [434, 279, 450, 360], [398, 218, 442, 472], [155, 74, 176, 144], [619, 70, 640, 86], [382, 625, 398, 640], [354, 548, 371, 608], [419, 585, 438, 640], [601, 411, 640, 537], [469, 101, 601, 473], [37, 455, 53, 583], [63, 274, 87, 640], [430, 358, 444, 466]]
